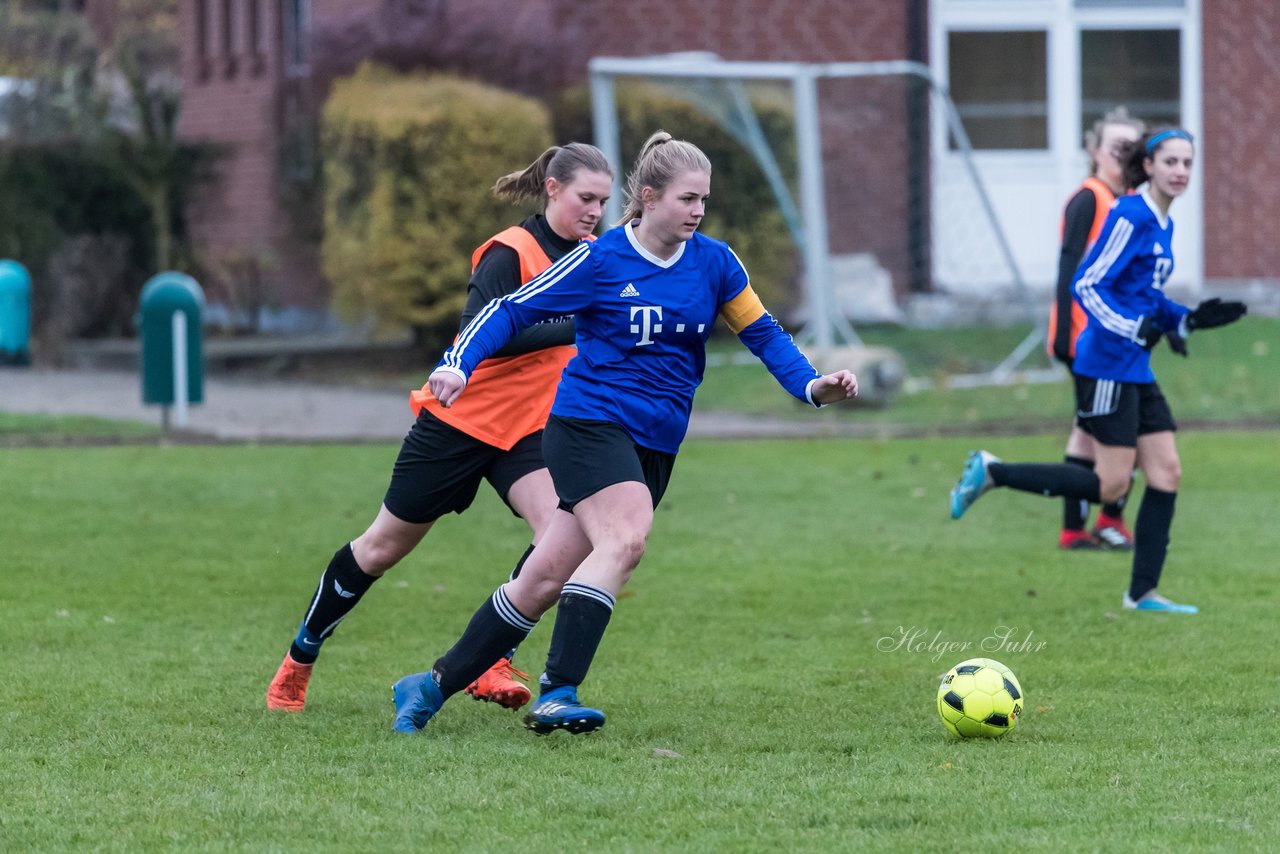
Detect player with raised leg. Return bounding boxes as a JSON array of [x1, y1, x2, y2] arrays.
[[950, 129, 1246, 614]]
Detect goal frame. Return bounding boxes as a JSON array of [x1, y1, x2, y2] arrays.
[[588, 52, 1046, 383]]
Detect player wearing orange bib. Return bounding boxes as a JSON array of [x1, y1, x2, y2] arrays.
[[1048, 109, 1143, 551], [267, 144, 613, 712]]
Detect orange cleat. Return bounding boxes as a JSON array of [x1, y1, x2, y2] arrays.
[[266, 654, 313, 711], [464, 658, 532, 710]]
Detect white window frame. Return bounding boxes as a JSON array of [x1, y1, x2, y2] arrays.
[[930, 0, 1203, 289]]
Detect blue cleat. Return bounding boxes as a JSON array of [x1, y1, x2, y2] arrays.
[[1122, 590, 1199, 614], [950, 450, 999, 520], [392, 672, 445, 733], [522, 685, 606, 735]]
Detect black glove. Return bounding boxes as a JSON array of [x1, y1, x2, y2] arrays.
[[1134, 315, 1160, 349], [1165, 327, 1188, 357], [1187, 298, 1247, 330]]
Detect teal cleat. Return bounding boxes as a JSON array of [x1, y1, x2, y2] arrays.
[[392, 672, 444, 733], [950, 450, 999, 520], [522, 686, 606, 736], [1122, 590, 1198, 614]]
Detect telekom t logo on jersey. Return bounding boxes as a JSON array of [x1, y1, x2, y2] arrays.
[[629, 306, 707, 346], [630, 306, 663, 345]]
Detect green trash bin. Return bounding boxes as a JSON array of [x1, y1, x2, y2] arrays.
[[139, 272, 204, 424], [0, 259, 31, 366]]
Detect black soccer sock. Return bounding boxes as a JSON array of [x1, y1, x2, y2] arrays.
[[1062, 455, 1094, 530], [508, 543, 536, 581], [1128, 487, 1177, 601], [289, 543, 378, 664], [500, 545, 538, 660], [1101, 471, 1136, 519], [989, 461, 1101, 503], [431, 585, 537, 699], [542, 582, 616, 693]]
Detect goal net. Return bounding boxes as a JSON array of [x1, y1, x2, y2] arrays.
[[588, 53, 1052, 388]]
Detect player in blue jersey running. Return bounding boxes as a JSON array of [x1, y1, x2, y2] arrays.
[[950, 128, 1246, 614], [391, 130, 858, 734]]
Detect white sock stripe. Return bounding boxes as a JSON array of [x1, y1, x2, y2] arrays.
[[562, 582, 616, 611], [317, 615, 346, 639], [302, 569, 326, 626], [491, 587, 536, 632]]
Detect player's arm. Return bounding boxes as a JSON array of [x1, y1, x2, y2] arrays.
[[720, 284, 827, 406], [1053, 190, 1096, 361], [433, 242, 594, 403], [465, 245, 576, 357], [1071, 213, 1146, 343]]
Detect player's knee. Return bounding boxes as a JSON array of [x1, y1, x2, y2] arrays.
[[1097, 476, 1130, 505], [353, 536, 410, 575], [1146, 459, 1181, 492], [603, 532, 648, 573]]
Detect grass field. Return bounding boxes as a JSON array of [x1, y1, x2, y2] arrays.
[[694, 316, 1280, 429], [4, 430, 1279, 850]]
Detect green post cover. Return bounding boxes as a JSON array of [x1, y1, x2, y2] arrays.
[[139, 272, 204, 405]]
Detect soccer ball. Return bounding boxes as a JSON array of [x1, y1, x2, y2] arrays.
[[937, 657, 1024, 738]]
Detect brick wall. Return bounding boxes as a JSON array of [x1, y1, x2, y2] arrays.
[[1201, 0, 1280, 282], [178, 0, 1276, 317], [560, 0, 924, 291]]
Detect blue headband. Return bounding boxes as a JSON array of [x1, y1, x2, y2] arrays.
[[1146, 129, 1194, 154]]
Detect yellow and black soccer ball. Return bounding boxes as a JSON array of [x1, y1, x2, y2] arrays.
[[937, 658, 1024, 738]]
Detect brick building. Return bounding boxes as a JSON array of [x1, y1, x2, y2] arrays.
[[176, 0, 1279, 326]]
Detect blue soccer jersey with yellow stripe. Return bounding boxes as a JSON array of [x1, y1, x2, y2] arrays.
[[438, 221, 821, 453], [1071, 190, 1190, 383]]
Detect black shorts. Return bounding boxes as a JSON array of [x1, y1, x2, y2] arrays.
[[1074, 375, 1177, 448], [542, 414, 676, 511], [382, 410, 546, 524]]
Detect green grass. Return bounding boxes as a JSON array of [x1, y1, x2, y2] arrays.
[[3, 432, 1279, 850], [0, 411, 161, 440], [693, 316, 1280, 428]]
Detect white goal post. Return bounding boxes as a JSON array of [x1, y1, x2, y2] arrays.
[[588, 52, 1048, 385]]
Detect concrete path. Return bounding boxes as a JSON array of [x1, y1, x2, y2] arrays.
[[0, 367, 856, 442]]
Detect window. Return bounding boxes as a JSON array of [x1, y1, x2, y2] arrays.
[[220, 0, 237, 76], [1075, 0, 1184, 8], [247, 0, 266, 74], [948, 30, 1048, 149], [1081, 29, 1181, 132], [194, 0, 211, 80], [283, 0, 310, 75]]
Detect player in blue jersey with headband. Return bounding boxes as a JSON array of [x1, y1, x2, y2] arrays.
[[950, 128, 1246, 614], [391, 130, 858, 734]]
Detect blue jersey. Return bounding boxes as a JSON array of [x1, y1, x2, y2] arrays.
[[439, 221, 822, 453], [1071, 191, 1190, 383]]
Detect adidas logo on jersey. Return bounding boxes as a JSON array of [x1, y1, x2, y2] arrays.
[[619, 283, 640, 298], [1153, 242, 1164, 255]]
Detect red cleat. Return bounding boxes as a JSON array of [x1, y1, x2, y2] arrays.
[[266, 654, 313, 711], [1059, 528, 1100, 550], [1093, 514, 1135, 551], [464, 658, 532, 710]]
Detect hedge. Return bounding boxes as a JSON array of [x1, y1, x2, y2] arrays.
[[321, 65, 554, 347]]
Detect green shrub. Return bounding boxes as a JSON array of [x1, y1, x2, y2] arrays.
[[321, 65, 554, 347], [551, 81, 798, 311], [0, 142, 155, 344]]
